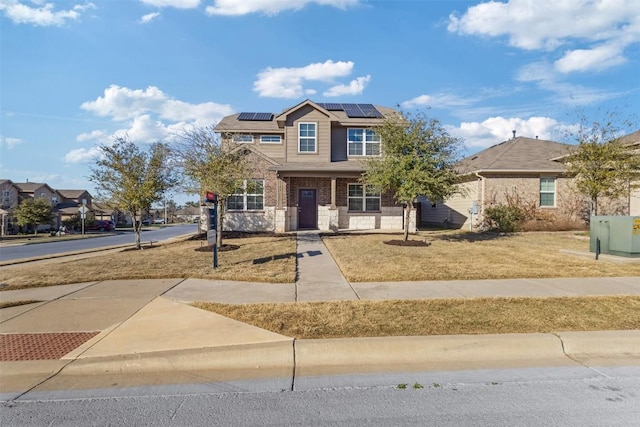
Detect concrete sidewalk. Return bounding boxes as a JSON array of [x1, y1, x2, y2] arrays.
[[1, 232, 639, 400]]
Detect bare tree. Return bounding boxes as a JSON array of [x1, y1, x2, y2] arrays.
[[90, 137, 178, 249], [172, 125, 252, 247]]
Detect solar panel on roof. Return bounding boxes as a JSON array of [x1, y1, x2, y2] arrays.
[[344, 104, 383, 118], [321, 103, 344, 111], [238, 112, 273, 121], [254, 112, 274, 121]]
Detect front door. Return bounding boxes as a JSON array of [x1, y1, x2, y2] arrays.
[[298, 189, 317, 229]]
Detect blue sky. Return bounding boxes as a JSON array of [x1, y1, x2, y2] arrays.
[[1, 0, 639, 205]]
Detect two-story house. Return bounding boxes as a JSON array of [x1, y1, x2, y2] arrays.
[[214, 99, 415, 233]]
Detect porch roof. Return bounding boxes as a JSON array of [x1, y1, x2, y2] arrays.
[[269, 161, 365, 174]]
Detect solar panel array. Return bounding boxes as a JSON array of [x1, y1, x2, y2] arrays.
[[317, 103, 383, 118], [238, 112, 274, 121]]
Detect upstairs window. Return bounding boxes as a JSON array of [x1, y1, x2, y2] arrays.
[[260, 135, 282, 144], [227, 179, 264, 211], [298, 122, 316, 153], [348, 184, 381, 212], [232, 134, 254, 144], [348, 128, 380, 156], [540, 177, 556, 207]]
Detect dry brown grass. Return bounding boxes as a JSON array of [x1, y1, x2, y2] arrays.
[[322, 231, 640, 282], [0, 234, 297, 290], [195, 296, 640, 339]]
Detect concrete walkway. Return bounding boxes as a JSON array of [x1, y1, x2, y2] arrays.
[[1, 232, 639, 400]]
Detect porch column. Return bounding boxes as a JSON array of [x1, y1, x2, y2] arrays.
[[330, 177, 337, 209]]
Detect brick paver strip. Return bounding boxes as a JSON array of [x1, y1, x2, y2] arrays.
[[0, 332, 100, 361]]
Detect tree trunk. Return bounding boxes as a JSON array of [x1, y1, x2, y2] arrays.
[[133, 212, 142, 249], [591, 197, 598, 216], [403, 204, 411, 242]]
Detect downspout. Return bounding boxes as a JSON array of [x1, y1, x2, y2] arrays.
[[474, 171, 485, 226]]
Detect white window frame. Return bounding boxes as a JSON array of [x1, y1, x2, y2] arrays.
[[347, 183, 381, 212], [260, 135, 282, 144], [347, 128, 381, 157], [539, 177, 556, 207], [227, 179, 264, 211], [298, 122, 317, 153], [2, 190, 9, 200], [232, 134, 254, 144]]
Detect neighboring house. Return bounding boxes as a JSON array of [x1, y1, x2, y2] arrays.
[[424, 130, 640, 229], [0, 179, 20, 235], [0, 181, 99, 233], [13, 182, 62, 231], [214, 99, 414, 233], [56, 189, 94, 224]]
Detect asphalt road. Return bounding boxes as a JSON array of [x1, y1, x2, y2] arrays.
[[0, 224, 198, 262], [2, 367, 639, 426]]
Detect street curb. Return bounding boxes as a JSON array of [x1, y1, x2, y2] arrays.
[[50, 330, 640, 378], [59, 341, 295, 380]]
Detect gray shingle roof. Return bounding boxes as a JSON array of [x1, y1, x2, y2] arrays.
[[457, 136, 574, 174]]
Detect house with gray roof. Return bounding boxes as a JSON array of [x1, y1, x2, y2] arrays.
[[422, 131, 640, 229], [214, 99, 413, 232]]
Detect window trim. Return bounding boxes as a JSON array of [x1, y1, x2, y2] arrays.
[[298, 122, 317, 153], [227, 179, 265, 211], [347, 128, 381, 157], [260, 135, 282, 144], [347, 183, 381, 212], [232, 134, 254, 144], [539, 177, 556, 208]]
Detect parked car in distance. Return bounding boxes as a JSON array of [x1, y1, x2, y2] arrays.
[[85, 220, 116, 232], [153, 218, 166, 224]]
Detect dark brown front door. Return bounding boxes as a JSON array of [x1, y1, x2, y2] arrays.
[[298, 189, 317, 229]]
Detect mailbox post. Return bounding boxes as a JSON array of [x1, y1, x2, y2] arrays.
[[206, 192, 218, 268]]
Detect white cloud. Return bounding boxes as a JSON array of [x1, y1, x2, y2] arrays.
[[205, 0, 359, 16], [81, 85, 168, 121], [401, 93, 475, 110], [323, 75, 370, 97], [450, 116, 573, 150], [554, 42, 627, 73], [140, 0, 200, 8], [64, 147, 102, 164], [254, 60, 356, 98], [0, 136, 23, 149], [516, 60, 625, 105], [448, 0, 640, 73], [140, 11, 160, 23], [0, 0, 94, 26], [74, 84, 234, 159], [76, 129, 109, 142]]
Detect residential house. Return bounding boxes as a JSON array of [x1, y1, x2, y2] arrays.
[[214, 100, 414, 233], [56, 189, 94, 223], [13, 182, 62, 231], [423, 130, 640, 229], [0, 179, 20, 235]]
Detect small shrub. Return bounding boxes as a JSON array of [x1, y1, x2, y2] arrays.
[[482, 205, 525, 232]]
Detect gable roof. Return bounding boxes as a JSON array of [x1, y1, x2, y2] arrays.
[[215, 99, 395, 133], [57, 189, 91, 199], [457, 136, 573, 174], [13, 182, 58, 194]]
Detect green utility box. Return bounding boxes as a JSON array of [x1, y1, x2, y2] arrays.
[[590, 216, 640, 258]]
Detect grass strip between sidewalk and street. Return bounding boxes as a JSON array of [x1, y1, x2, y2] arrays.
[[194, 296, 640, 339]]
